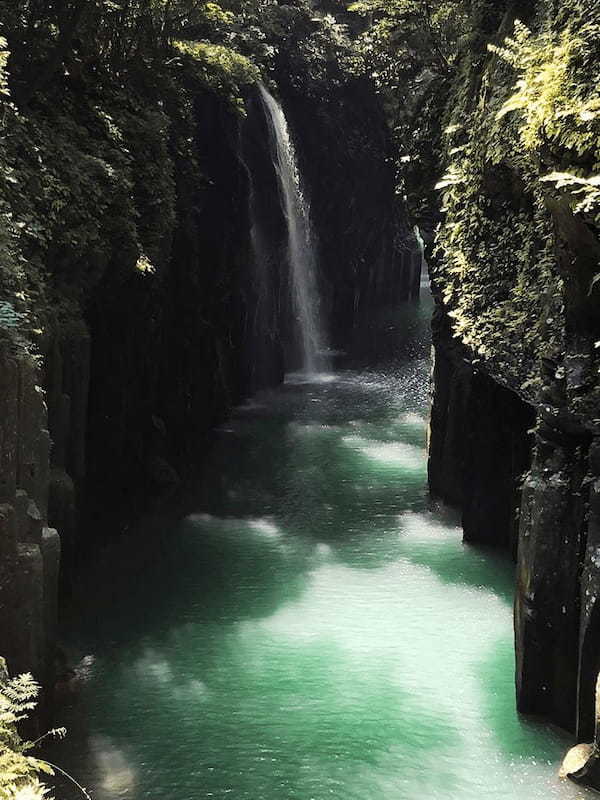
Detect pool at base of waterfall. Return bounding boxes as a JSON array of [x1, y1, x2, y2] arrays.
[[49, 292, 590, 800]]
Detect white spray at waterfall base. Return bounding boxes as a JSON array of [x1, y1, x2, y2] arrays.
[[259, 84, 327, 374]]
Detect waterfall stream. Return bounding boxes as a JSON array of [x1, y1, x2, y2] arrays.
[[413, 225, 427, 296], [259, 84, 326, 374]]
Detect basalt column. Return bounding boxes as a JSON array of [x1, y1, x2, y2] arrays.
[[0, 340, 60, 683]]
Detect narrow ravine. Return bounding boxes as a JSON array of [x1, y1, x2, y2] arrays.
[[50, 290, 587, 800]]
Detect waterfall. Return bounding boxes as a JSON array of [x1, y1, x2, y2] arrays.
[[259, 84, 326, 374], [413, 225, 428, 294]]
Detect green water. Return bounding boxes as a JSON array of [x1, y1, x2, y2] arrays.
[[53, 294, 588, 800]]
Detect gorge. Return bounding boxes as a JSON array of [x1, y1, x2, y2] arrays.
[[0, 0, 599, 798]]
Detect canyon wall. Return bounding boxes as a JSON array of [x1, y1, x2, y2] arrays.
[[0, 341, 59, 685], [425, 0, 600, 782]]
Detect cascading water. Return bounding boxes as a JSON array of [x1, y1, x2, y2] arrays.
[[259, 84, 326, 374], [413, 225, 428, 295]]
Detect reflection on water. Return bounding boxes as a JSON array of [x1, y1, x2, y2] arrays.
[[50, 293, 589, 800]]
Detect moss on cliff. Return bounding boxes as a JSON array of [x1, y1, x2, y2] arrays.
[[432, 1, 599, 397]]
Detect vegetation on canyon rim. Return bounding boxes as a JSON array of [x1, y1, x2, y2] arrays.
[[0, 0, 599, 796], [2, 0, 597, 371]]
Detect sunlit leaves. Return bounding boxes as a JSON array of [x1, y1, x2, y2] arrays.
[[491, 17, 600, 225], [0, 667, 52, 800], [0, 37, 9, 98], [173, 40, 260, 111]]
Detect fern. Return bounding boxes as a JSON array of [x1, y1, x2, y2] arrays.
[[0, 661, 91, 800], [0, 37, 9, 98], [490, 19, 600, 220], [0, 668, 52, 800]]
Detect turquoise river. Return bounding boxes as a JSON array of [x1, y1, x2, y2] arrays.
[[51, 290, 591, 800]]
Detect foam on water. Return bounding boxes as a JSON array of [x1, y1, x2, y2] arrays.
[[285, 371, 338, 385], [396, 411, 427, 428]]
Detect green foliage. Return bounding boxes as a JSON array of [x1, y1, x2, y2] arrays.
[[349, 0, 468, 77], [490, 18, 600, 223], [347, 0, 470, 221], [0, 0, 277, 333], [0, 37, 9, 97], [173, 40, 260, 111], [0, 665, 54, 799], [427, 3, 600, 393]]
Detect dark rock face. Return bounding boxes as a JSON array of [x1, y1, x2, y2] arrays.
[[428, 302, 536, 557], [515, 425, 589, 732], [429, 292, 600, 744], [80, 88, 292, 535], [0, 342, 60, 681], [513, 199, 600, 743]]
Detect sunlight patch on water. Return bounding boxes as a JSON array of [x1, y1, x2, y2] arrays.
[[135, 649, 173, 684], [135, 648, 210, 704], [237, 399, 268, 412], [342, 435, 426, 470], [90, 735, 138, 799], [189, 512, 215, 524], [248, 518, 282, 539], [315, 542, 333, 560], [288, 421, 341, 436], [238, 556, 576, 800], [185, 513, 290, 551], [399, 510, 462, 542]]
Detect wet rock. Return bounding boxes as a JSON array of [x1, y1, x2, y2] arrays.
[[560, 743, 594, 779], [147, 456, 181, 490], [561, 673, 600, 790], [0, 349, 18, 504], [577, 468, 600, 740], [514, 432, 585, 731], [11, 543, 44, 677], [0, 503, 17, 560]]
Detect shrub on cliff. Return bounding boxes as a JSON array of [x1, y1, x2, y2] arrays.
[[432, 3, 599, 390], [173, 40, 260, 112], [0, 663, 54, 799], [491, 18, 600, 229]]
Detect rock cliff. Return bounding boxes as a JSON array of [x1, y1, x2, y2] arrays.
[[425, 0, 600, 783]]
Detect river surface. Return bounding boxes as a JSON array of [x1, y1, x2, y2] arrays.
[[52, 291, 589, 800]]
